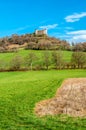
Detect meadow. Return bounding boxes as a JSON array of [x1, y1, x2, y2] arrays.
[[0, 50, 72, 62], [0, 69, 86, 130], [0, 50, 73, 71]]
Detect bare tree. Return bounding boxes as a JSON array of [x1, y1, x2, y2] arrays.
[[42, 51, 51, 70], [52, 51, 64, 69], [10, 55, 23, 70], [71, 52, 86, 68], [25, 52, 37, 70]]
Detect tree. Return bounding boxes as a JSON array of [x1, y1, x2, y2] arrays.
[[0, 59, 7, 70], [59, 40, 71, 50], [25, 52, 37, 70], [10, 55, 23, 70], [82, 42, 86, 52], [42, 51, 51, 70], [71, 52, 86, 68], [52, 51, 64, 69], [73, 43, 84, 51]]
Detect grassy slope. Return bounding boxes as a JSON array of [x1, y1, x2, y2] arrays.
[[0, 50, 72, 61], [0, 50, 72, 70], [0, 70, 86, 130]]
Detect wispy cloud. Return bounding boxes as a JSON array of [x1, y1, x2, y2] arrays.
[[65, 12, 86, 22], [67, 30, 86, 35], [39, 24, 58, 30], [51, 30, 86, 43], [0, 25, 31, 37], [10, 25, 30, 33], [67, 35, 86, 43], [66, 30, 86, 43], [73, 35, 86, 40], [65, 27, 74, 30]]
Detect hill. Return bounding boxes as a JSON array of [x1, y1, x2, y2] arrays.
[[0, 34, 70, 52], [0, 33, 86, 52]]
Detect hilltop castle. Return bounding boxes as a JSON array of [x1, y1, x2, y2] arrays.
[[35, 29, 47, 35]]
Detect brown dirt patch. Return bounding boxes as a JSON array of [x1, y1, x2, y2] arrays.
[[7, 42, 28, 49], [35, 78, 86, 117]]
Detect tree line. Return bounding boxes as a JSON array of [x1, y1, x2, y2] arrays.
[[0, 51, 86, 71]]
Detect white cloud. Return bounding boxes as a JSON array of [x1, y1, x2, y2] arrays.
[[66, 35, 86, 43], [49, 29, 86, 43], [73, 35, 86, 40], [39, 24, 58, 30], [67, 30, 86, 35], [66, 30, 86, 43], [65, 12, 86, 22], [59, 35, 71, 38]]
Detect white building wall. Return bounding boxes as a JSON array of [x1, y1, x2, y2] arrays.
[[35, 29, 47, 35]]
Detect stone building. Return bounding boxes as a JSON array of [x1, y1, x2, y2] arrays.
[[35, 29, 47, 35]]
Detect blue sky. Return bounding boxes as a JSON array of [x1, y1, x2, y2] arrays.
[[0, 0, 86, 43]]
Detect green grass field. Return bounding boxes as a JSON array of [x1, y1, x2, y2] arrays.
[[0, 69, 86, 130], [0, 50, 73, 70], [0, 50, 72, 61]]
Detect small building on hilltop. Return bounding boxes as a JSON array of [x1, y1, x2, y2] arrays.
[[35, 29, 47, 35]]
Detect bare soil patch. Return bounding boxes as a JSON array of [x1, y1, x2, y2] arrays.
[[35, 78, 86, 117]]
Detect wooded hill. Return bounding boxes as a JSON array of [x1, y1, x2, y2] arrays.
[[0, 33, 86, 52]]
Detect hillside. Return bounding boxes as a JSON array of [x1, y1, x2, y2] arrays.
[[0, 34, 70, 52], [0, 33, 86, 52]]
